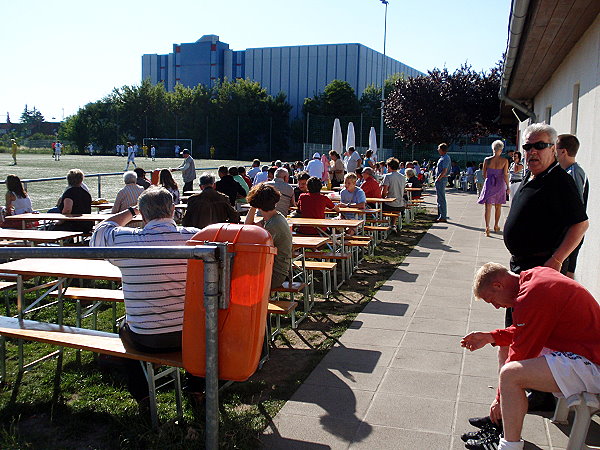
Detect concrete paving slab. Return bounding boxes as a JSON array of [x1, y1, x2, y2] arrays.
[[263, 189, 583, 449]]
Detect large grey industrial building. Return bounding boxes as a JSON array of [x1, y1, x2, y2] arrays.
[[142, 35, 423, 117]]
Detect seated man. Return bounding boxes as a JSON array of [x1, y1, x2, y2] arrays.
[[182, 173, 240, 228], [112, 171, 144, 213], [134, 168, 151, 189], [90, 187, 203, 406], [266, 167, 296, 216], [215, 165, 246, 206], [360, 167, 382, 203], [461, 263, 600, 450], [244, 184, 292, 291]]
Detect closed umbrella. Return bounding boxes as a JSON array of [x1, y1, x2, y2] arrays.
[[369, 127, 378, 160], [331, 118, 343, 154], [346, 122, 355, 151]]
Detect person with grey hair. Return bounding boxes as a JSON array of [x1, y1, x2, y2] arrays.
[[478, 139, 510, 236], [464, 123, 590, 440], [266, 167, 296, 215], [182, 172, 240, 229], [111, 171, 144, 214], [90, 186, 203, 407]]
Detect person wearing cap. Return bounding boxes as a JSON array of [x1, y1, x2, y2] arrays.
[[360, 167, 382, 203], [172, 149, 196, 193], [306, 153, 324, 179]]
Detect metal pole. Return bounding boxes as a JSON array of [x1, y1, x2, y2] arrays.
[[203, 255, 221, 450], [269, 116, 273, 162], [237, 116, 240, 159], [379, 0, 388, 156], [206, 116, 209, 156]]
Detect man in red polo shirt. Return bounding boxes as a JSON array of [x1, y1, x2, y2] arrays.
[[461, 263, 600, 450], [360, 167, 382, 201]]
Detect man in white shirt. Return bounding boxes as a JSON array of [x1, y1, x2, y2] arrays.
[[307, 153, 324, 179], [343, 147, 362, 174]]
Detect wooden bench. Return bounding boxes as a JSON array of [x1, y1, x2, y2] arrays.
[[364, 225, 391, 243], [267, 300, 298, 339], [50, 287, 123, 332], [0, 316, 183, 427], [304, 251, 352, 287], [294, 260, 337, 297]]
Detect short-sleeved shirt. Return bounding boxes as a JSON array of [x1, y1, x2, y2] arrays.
[[253, 171, 269, 185], [382, 171, 406, 208], [436, 154, 451, 178], [360, 177, 381, 199], [112, 183, 144, 213], [297, 192, 335, 234], [247, 166, 260, 180], [307, 159, 324, 178], [266, 179, 294, 216], [344, 151, 361, 173], [263, 212, 292, 279], [340, 187, 366, 219], [90, 218, 200, 335], [504, 163, 587, 262], [565, 162, 588, 205]]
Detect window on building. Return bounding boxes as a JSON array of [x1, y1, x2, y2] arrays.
[[571, 83, 580, 134], [545, 106, 552, 125]]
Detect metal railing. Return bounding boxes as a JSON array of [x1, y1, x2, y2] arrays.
[[0, 244, 229, 450], [0, 167, 221, 201]]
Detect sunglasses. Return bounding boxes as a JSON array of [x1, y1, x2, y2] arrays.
[[522, 141, 554, 151]]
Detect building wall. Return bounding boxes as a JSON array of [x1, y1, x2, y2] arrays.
[[518, 13, 600, 297], [142, 37, 422, 118]]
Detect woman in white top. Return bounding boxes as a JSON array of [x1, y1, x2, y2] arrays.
[[2, 175, 34, 228], [508, 151, 525, 201], [5, 175, 33, 215]]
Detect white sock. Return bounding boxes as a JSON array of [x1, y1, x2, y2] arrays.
[[498, 438, 524, 449]]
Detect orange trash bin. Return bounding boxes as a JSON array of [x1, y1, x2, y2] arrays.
[[182, 223, 277, 381], [151, 169, 161, 185]]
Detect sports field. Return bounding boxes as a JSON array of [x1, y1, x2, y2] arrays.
[[0, 152, 250, 211]]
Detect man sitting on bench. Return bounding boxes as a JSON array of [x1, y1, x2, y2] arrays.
[[90, 186, 203, 407], [461, 263, 600, 450]]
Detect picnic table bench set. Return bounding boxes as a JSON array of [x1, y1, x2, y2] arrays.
[[0, 187, 431, 430]]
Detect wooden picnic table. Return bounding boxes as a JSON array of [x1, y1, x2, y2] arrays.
[[0, 229, 84, 245], [0, 258, 121, 318], [6, 213, 145, 229], [292, 236, 329, 250]]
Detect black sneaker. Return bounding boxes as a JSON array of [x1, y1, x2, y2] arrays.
[[464, 433, 500, 450], [468, 416, 493, 428], [461, 425, 501, 442]]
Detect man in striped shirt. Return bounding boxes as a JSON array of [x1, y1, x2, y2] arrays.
[[111, 171, 144, 213], [91, 186, 202, 403]]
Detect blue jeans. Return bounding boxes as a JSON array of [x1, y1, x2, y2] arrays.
[[435, 179, 447, 220]]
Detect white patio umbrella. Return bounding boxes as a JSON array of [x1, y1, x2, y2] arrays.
[[331, 118, 343, 154], [369, 127, 378, 160], [346, 122, 356, 151]]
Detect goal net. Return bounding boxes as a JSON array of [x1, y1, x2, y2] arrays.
[[142, 138, 193, 158]]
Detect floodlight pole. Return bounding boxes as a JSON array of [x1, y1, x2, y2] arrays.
[[380, 0, 388, 155]]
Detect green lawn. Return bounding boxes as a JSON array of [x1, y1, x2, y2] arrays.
[[0, 152, 251, 211]]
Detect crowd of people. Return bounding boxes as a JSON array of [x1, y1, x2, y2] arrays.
[[2, 127, 597, 450]]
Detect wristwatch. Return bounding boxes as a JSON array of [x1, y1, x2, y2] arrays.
[[128, 207, 136, 216]]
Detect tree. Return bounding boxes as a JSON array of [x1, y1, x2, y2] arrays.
[[385, 63, 512, 145], [20, 105, 45, 125], [303, 80, 360, 117]]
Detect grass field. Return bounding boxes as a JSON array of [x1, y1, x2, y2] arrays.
[[0, 152, 251, 211]]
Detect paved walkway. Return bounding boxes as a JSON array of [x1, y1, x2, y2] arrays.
[[262, 189, 600, 449]]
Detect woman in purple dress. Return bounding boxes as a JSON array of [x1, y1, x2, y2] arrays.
[[478, 140, 510, 236]]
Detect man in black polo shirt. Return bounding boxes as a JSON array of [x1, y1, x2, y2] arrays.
[[462, 123, 589, 449]]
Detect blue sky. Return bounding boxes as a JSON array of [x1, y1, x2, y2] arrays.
[[1, 0, 510, 123]]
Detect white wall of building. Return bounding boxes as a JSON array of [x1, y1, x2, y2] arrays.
[[518, 13, 600, 297]]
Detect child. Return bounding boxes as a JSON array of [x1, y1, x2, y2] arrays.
[[339, 173, 366, 236], [297, 177, 339, 235]]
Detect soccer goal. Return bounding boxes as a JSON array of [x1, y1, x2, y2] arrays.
[[142, 138, 193, 158]]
